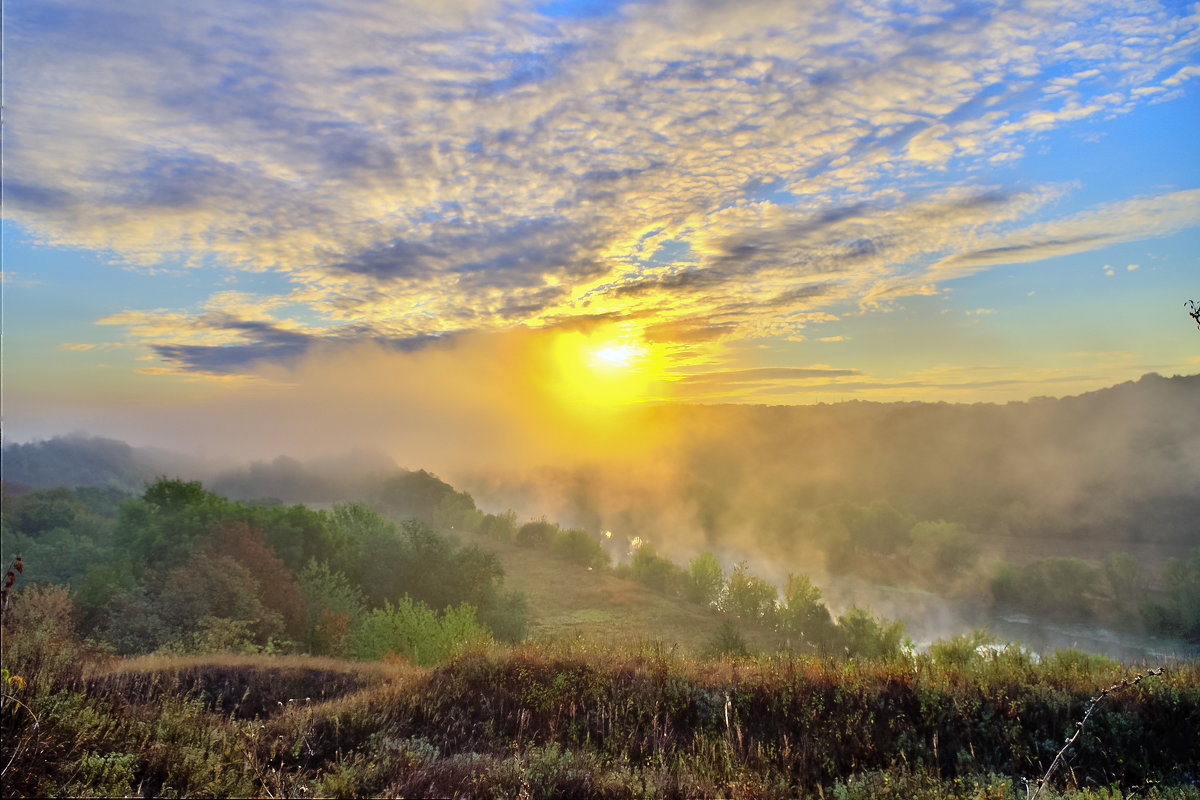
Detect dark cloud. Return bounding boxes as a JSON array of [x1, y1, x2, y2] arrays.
[[152, 318, 463, 374], [331, 238, 444, 281], [4, 181, 75, 212], [332, 215, 606, 291], [153, 323, 314, 374], [766, 283, 831, 307], [943, 233, 1111, 268], [611, 268, 729, 297], [116, 151, 251, 210]]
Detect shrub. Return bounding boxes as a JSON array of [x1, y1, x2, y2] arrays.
[[551, 528, 610, 569], [685, 551, 724, 608], [516, 519, 558, 548], [836, 606, 905, 661], [347, 598, 490, 666], [703, 620, 752, 659]]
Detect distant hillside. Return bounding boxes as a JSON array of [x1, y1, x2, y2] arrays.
[[0, 435, 174, 491], [463, 372, 1200, 565], [6, 373, 1198, 566]]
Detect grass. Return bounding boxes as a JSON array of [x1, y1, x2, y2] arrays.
[[3, 548, 1197, 798], [480, 536, 783, 654], [5, 615, 1198, 799]]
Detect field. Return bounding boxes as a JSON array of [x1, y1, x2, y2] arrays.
[[3, 540, 1198, 799]]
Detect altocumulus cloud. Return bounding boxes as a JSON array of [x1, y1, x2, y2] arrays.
[[5, 0, 1199, 375]]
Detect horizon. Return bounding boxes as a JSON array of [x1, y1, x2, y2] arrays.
[[2, 0, 1198, 464]]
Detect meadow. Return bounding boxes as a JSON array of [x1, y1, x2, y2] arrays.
[[3, 548, 1198, 798]]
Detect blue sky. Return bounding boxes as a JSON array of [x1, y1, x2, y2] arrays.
[[2, 0, 1198, 461]]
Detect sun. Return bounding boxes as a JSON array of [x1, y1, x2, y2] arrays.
[[589, 342, 645, 370], [550, 330, 662, 408]]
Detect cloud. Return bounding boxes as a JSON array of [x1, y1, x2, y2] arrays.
[[925, 190, 1200, 280], [4, 0, 1199, 375], [680, 366, 862, 387]]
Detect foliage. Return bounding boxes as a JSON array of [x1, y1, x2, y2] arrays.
[[1143, 548, 1200, 642], [4, 582, 1199, 799], [723, 560, 778, 623], [347, 598, 490, 666], [928, 629, 999, 670], [625, 543, 687, 596], [685, 551, 724, 607], [703, 619, 752, 659], [477, 509, 518, 540], [515, 519, 558, 548], [836, 606, 906, 660], [778, 573, 838, 654], [909, 520, 979, 574], [295, 560, 367, 657], [550, 528, 610, 569], [372, 469, 465, 525]]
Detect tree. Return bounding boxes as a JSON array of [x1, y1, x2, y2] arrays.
[[837, 606, 905, 660], [296, 560, 367, 656], [686, 551, 724, 608], [908, 520, 978, 574], [204, 521, 304, 638], [347, 598, 490, 665], [723, 561, 777, 624], [778, 573, 837, 653]]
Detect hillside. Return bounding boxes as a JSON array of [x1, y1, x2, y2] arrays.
[[480, 536, 765, 653]]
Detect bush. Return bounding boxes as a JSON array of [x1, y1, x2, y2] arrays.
[[478, 510, 517, 541], [703, 619, 752, 659], [685, 552, 724, 608], [629, 544, 686, 596], [551, 528, 610, 569], [347, 598, 490, 666], [516, 520, 557, 548], [778, 573, 838, 653], [836, 606, 905, 661]]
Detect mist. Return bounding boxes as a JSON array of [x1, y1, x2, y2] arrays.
[[6, 329, 1198, 660]]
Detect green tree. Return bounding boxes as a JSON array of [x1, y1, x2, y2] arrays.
[[516, 519, 558, 548], [686, 551, 724, 608], [909, 520, 978, 574], [723, 561, 777, 624], [837, 606, 905, 661], [628, 544, 686, 596], [778, 573, 837, 653], [478, 510, 518, 540], [296, 560, 368, 656]]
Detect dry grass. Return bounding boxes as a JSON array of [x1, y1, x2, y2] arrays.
[[481, 537, 782, 653]]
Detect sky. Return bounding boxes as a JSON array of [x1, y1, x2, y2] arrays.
[[2, 0, 1199, 466]]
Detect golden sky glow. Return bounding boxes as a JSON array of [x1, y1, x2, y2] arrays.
[[551, 329, 670, 409], [1, 0, 1197, 459]]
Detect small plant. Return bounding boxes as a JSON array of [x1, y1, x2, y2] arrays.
[[1028, 666, 1166, 800], [1, 555, 24, 614]]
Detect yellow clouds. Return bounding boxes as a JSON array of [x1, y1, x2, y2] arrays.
[[5, 0, 1200, 387]]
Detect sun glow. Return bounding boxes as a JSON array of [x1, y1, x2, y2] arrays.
[[589, 342, 645, 370], [550, 329, 666, 408]]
